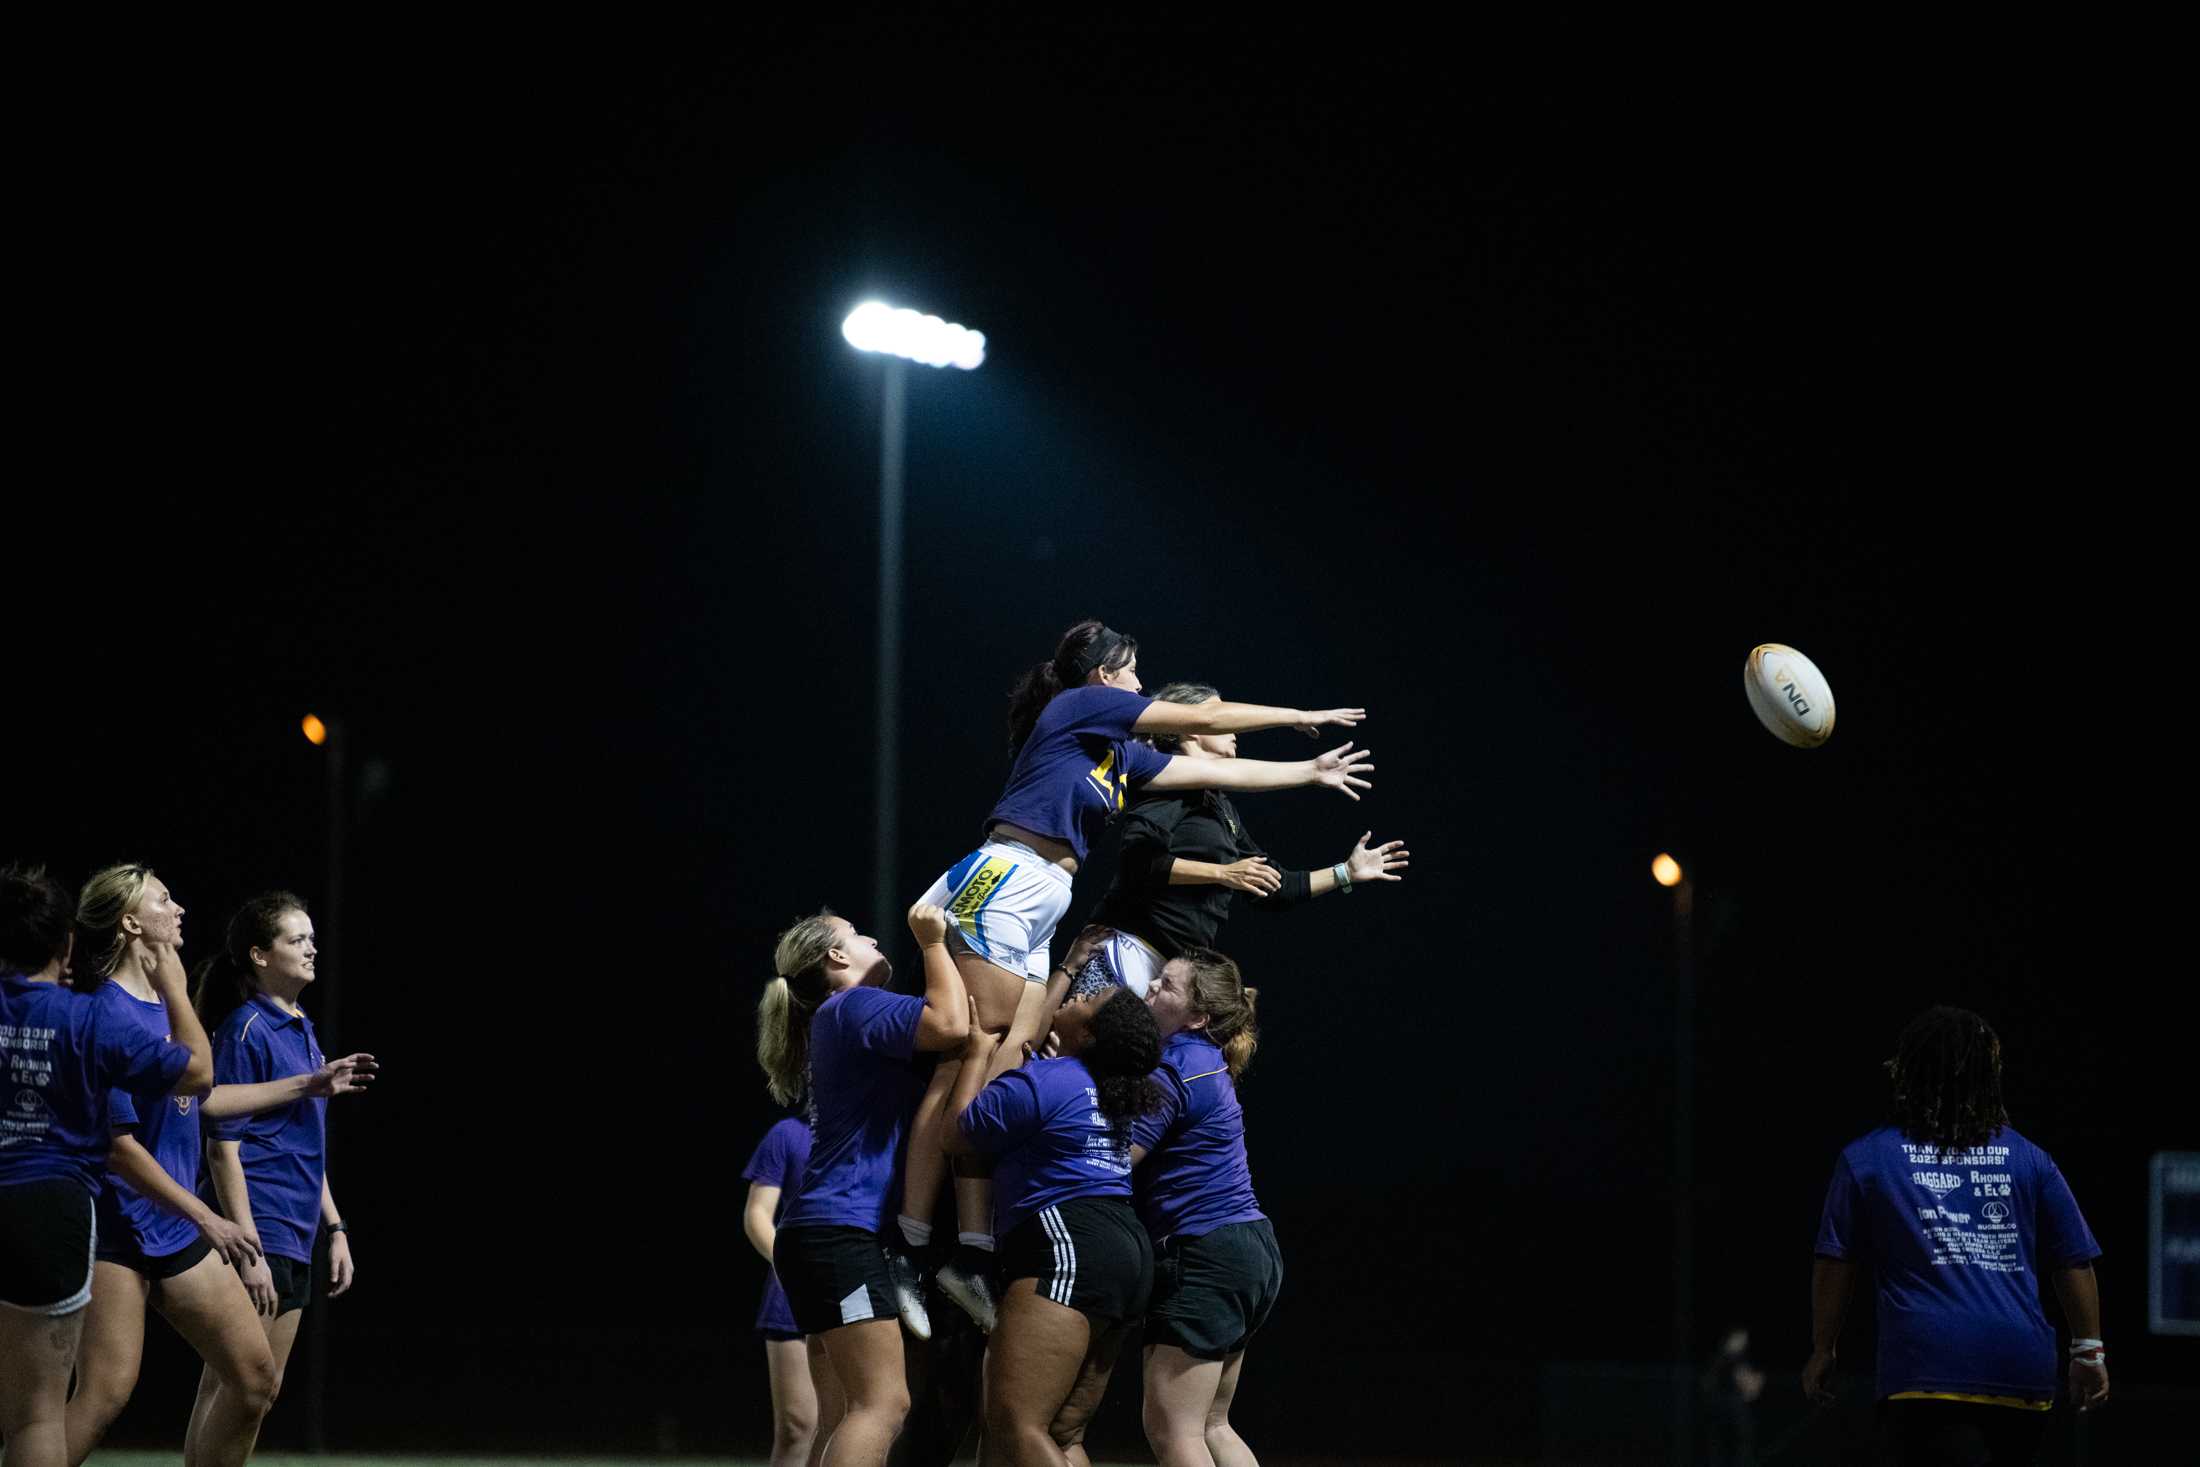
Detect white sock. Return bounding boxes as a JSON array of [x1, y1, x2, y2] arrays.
[[957, 1232, 997, 1252], [898, 1216, 933, 1249]]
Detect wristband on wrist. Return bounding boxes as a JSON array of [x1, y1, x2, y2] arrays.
[[326, 1221, 347, 1236], [1333, 861, 1354, 894]]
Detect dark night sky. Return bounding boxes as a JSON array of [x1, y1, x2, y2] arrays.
[[8, 22, 2189, 1460]]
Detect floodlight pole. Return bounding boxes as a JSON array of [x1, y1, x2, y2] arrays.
[[873, 357, 907, 939], [307, 716, 346, 1454], [1671, 874, 1695, 1467]]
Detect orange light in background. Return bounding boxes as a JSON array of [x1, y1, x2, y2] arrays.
[[1651, 853, 1683, 888], [301, 714, 328, 747]]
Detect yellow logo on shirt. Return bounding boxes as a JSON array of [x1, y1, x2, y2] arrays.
[[948, 857, 1017, 939], [1086, 750, 1128, 810]]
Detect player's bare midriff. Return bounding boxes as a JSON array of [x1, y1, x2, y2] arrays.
[[988, 821, 1077, 873]]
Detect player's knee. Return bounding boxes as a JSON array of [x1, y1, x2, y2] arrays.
[[227, 1354, 278, 1418], [774, 1399, 818, 1447]]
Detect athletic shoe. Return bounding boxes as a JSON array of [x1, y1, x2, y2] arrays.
[[881, 1244, 932, 1340], [935, 1247, 998, 1333]]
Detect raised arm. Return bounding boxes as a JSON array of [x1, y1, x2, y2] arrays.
[[906, 903, 972, 1052], [137, 939, 213, 1096], [1134, 699, 1364, 739], [202, 1053, 377, 1118], [106, 1132, 261, 1265], [940, 999, 1001, 1158], [1144, 742, 1373, 801]]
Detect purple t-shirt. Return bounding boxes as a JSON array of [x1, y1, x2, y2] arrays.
[[1815, 1124, 2101, 1403], [1, 975, 190, 1195], [208, 995, 328, 1264], [100, 983, 204, 1257], [1131, 1031, 1265, 1245], [780, 986, 926, 1234], [743, 1116, 811, 1335], [958, 1055, 1139, 1240], [986, 686, 1171, 863]]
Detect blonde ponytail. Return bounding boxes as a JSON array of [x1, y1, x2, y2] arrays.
[[757, 910, 842, 1107], [1179, 947, 1260, 1082]]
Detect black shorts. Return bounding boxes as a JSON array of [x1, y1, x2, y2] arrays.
[[267, 1253, 313, 1316], [0, 1178, 96, 1315], [1146, 1218, 1284, 1360], [773, 1226, 897, 1336], [1883, 1398, 2050, 1467], [98, 1231, 214, 1282], [1000, 1197, 1152, 1328]]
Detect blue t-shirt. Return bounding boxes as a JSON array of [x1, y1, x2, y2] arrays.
[[1131, 1031, 1265, 1245], [208, 995, 328, 1264], [743, 1116, 811, 1335], [1815, 1124, 2101, 1403], [958, 1055, 1140, 1239], [1, 975, 191, 1195], [780, 986, 926, 1234], [987, 686, 1171, 863], [99, 982, 204, 1257]]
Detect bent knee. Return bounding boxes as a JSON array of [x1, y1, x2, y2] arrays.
[[773, 1403, 818, 1442]]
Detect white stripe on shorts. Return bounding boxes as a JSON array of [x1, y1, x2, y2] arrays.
[[1040, 1206, 1077, 1307]]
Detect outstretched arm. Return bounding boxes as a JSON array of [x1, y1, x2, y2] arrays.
[[1134, 700, 1364, 739], [203, 1053, 377, 1118], [1143, 742, 1373, 800]]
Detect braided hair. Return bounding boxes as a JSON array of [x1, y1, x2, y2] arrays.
[[1887, 1005, 2010, 1153]]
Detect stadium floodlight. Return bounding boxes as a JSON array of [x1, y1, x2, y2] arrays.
[[842, 300, 986, 370], [843, 297, 986, 934]]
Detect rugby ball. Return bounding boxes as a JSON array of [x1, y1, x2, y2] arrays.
[[1744, 643, 1836, 748]]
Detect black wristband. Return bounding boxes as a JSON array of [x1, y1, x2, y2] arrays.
[[326, 1221, 347, 1235]]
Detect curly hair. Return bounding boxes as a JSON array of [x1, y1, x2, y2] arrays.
[[1887, 1006, 2010, 1152], [1083, 987, 1166, 1131]]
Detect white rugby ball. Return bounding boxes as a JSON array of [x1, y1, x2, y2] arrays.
[[1744, 643, 1836, 748]]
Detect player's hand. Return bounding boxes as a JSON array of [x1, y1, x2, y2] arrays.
[[1061, 924, 1109, 976], [1216, 857, 1283, 895], [238, 1254, 278, 1316], [1294, 707, 1366, 737], [1022, 1029, 1061, 1063], [1344, 833, 1409, 885], [907, 902, 949, 947], [199, 1214, 262, 1268], [305, 1054, 378, 1098], [1311, 743, 1374, 801], [328, 1231, 355, 1297], [2070, 1358, 2109, 1412], [1801, 1349, 1837, 1406], [960, 999, 990, 1061]]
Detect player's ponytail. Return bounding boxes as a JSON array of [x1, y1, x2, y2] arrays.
[[758, 910, 839, 1107], [1180, 946, 1260, 1081], [1083, 987, 1165, 1131], [1005, 618, 1139, 758]]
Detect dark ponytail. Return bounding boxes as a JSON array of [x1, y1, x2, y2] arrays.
[[191, 891, 307, 1029], [1005, 618, 1138, 758], [1083, 987, 1165, 1131]]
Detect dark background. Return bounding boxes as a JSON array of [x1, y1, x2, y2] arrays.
[[9, 20, 2188, 1464]]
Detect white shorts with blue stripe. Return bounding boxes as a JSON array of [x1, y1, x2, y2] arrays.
[[916, 839, 1073, 982]]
